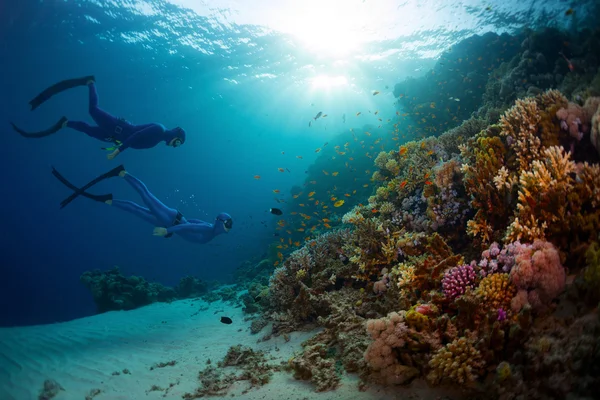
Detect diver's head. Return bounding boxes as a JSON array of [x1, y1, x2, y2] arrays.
[[215, 212, 233, 233], [166, 127, 186, 148]]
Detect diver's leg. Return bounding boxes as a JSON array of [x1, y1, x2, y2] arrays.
[[86, 83, 119, 129], [110, 200, 159, 225], [121, 172, 178, 223], [66, 120, 108, 141]]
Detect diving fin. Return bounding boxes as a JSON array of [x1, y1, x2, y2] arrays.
[[11, 116, 68, 138], [29, 75, 95, 111], [52, 165, 123, 208]]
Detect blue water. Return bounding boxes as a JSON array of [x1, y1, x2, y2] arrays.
[[0, 0, 590, 326]]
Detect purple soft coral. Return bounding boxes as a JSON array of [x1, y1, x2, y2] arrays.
[[442, 263, 477, 300]]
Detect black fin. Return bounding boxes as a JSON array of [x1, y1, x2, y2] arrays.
[[29, 75, 95, 111], [51, 165, 120, 208], [11, 116, 68, 138]]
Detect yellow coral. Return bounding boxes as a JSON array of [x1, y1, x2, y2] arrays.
[[374, 151, 390, 169], [385, 159, 400, 175], [379, 202, 395, 215], [584, 242, 600, 288], [505, 146, 575, 242], [392, 262, 416, 297], [405, 308, 429, 331], [475, 273, 516, 313], [375, 186, 390, 201], [296, 268, 307, 280], [427, 337, 484, 385], [500, 97, 542, 173]]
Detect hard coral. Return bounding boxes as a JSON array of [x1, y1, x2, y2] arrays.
[[442, 264, 478, 301], [505, 146, 575, 242], [475, 273, 516, 315], [427, 337, 485, 386], [461, 131, 511, 243]]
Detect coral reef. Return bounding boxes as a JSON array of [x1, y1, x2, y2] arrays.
[[80, 267, 218, 313], [183, 345, 279, 399], [256, 23, 600, 397], [80, 266, 177, 313]]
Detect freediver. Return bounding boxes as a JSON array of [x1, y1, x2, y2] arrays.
[[51, 164, 232, 244], [10, 76, 186, 160]]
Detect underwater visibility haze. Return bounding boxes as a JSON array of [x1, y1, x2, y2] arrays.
[[1, 0, 600, 399]]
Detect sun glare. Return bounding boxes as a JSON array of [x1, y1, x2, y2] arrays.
[[310, 75, 348, 89], [281, 0, 369, 57]]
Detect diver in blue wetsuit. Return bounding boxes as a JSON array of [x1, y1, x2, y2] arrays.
[[10, 76, 186, 160], [51, 165, 232, 244]]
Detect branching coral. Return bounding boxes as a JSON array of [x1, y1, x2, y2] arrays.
[[461, 130, 512, 243], [499, 97, 543, 172], [442, 264, 478, 300], [388, 233, 462, 304], [505, 146, 575, 242], [478, 241, 518, 276], [426, 337, 485, 386]]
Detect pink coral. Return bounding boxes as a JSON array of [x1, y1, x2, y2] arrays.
[[479, 242, 518, 277], [509, 240, 565, 312], [556, 97, 600, 142], [364, 312, 420, 385], [442, 263, 477, 300]]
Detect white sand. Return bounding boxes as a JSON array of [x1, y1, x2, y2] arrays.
[[0, 298, 458, 400]]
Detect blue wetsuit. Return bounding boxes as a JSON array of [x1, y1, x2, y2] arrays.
[[113, 173, 232, 244], [66, 83, 185, 152]]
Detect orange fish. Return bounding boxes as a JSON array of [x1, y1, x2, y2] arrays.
[[253, 175, 261, 179], [334, 199, 345, 207], [399, 146, 408, 156], [273, 189, 280, 193], [297, 228, 305, 232], [332, 172, 339, 176], [308, 191, 316, 197], [400, 180, 408, 188], [324, 223, 331, 228], [425, 180, 433, 185], [278, 168, 285, 172], [344, 193, 351, 197]]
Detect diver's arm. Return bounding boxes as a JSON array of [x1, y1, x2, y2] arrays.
[[155, 223, 213, 236], [117, 125, 167, 153]]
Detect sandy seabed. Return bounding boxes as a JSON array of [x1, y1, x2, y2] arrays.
[[0, 298, 461, 400]]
